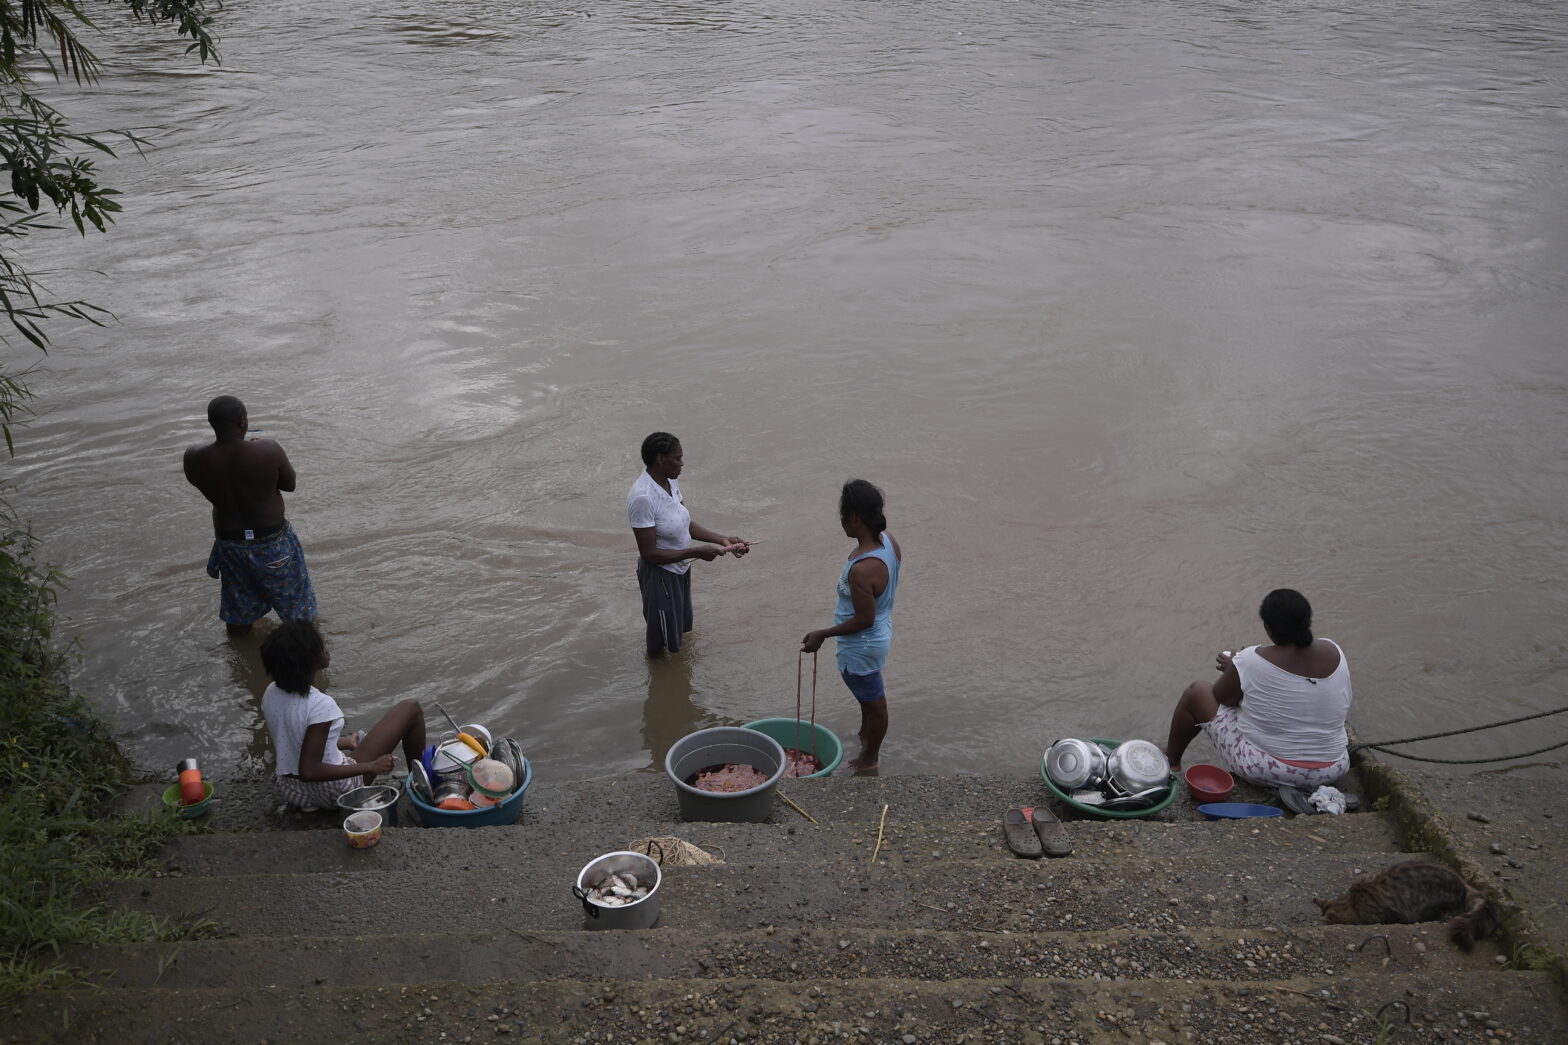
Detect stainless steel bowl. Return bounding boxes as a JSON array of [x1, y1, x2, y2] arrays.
[[335, 783, 400, 828], [1106, 740, 1170, 795], [1045, 738, 1108, 791]]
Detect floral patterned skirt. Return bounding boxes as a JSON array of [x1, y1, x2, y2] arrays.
[[1201, 705, 1348, 788]]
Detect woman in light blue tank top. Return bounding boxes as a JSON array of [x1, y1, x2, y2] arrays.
[[801, 480, 902, 772]]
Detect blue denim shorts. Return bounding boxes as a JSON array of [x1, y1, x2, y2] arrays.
[[840, 669, 886, 704]]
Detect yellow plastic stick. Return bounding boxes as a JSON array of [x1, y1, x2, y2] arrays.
[[869, 803, 889, 865], [778, 791, 818, 823]]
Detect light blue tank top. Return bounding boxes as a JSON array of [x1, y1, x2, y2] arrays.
[[834, 532, 900, 675]]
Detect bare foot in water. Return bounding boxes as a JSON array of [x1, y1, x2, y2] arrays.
[[846, 755, 879, 773]]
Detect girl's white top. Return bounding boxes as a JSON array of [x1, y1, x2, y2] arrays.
[[262, 682, 349, 776]]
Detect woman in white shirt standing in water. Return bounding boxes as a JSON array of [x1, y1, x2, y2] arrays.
[[627, 432, 750, 656]]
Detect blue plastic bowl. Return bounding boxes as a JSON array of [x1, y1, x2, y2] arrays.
[[409, 756, 530, 828], [1198, 802, 1283, 821]]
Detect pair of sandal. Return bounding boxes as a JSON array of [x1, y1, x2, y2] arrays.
[[1003, 805, 1072, 858]]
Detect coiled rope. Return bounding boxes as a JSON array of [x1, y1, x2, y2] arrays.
[[1350, 704, 1568, 764]]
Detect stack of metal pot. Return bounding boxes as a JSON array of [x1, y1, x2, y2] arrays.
[[1044, 738, 1171, 810]]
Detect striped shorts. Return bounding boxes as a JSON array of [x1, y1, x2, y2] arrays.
[[275, 773, 361, 811]]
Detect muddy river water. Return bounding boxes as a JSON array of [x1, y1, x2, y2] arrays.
[[11, 0, 1567, 782]]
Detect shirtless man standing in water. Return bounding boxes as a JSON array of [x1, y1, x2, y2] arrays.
[[183, 396, 317, 635]]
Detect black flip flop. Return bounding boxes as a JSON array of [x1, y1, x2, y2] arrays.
[[1004, 807, 1043, 858], [1278, 787, 1317, 815], [1032, 804, 1073, 857]]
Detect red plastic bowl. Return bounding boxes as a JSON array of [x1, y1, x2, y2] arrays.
[[1184, 763, 1235, 803]]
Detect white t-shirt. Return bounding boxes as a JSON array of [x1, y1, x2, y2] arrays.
[[627, 470, 693, 575], [1233, 640, 1352, 762], [262, 682, 350, 776]]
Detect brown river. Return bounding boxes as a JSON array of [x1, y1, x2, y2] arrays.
[[11, 0, 1567, 782]]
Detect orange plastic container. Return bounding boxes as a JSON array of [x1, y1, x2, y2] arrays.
[[176, 758, 205, 806]]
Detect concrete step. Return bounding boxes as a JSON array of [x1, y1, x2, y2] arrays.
[[9, 971, 1559, 1044], [160, 811, 1402, 877], [69, 922, 1492, 991], [112, 850, 1418, 937], [510, 770, 1333, 826]]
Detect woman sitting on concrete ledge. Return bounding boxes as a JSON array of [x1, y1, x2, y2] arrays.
[[1161, 588, 1352, 789]]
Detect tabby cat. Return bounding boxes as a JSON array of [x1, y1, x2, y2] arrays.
[[1313, 860, 1501, 950]]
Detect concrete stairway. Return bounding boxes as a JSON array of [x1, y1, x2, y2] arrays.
[[17, 775, 1567, 1044]]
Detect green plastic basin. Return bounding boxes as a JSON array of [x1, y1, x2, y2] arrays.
[[1040, 738, 1176, 820], [162, 781, 213, 820], [741, 718, 843, 777]]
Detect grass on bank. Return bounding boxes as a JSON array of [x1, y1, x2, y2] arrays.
[[1, 524, 207, 998]]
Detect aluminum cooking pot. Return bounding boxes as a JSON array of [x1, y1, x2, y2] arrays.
[[1045, 738, 1108, 791], [1106, 740, 1170, 795], [573, 849, 662, 931]]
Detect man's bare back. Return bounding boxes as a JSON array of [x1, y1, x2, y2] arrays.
[[183, 397, 296, 539]]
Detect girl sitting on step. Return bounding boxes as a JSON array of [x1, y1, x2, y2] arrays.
[[259, 620, 426, 811]]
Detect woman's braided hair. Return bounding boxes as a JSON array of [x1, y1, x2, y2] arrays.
[[640, 432, 680, 467]]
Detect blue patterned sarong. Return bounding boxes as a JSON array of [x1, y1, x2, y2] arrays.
[[206, 521, 317, 626]]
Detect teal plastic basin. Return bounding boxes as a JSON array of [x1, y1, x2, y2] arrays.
[[741, 718, 843, 777], [410, 756, 530, 827]]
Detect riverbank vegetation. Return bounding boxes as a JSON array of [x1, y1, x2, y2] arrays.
[[1, 0, 226, 998], [0, 524, 201, 998]]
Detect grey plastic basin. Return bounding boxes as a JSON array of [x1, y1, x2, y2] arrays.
[[664, 727, 786, 823]]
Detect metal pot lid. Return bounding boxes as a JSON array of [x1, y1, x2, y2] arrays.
[[1046, 738, 1106, 790], [408, 761, 433, 803]]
